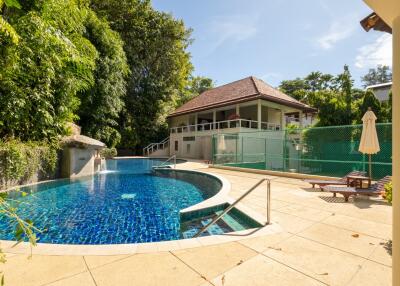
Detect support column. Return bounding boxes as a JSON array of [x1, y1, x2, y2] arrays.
[[194, 113, 198, 132], [213, 110, 216, 130], [299, 111, 303, 128], [281, 110, 285, 130], [236, 104, 240, 116], [393, 15, 400, 286], [257, 99, 262, 130]]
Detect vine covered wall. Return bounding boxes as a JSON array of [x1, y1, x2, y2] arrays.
[[0, 140, 59, 190]]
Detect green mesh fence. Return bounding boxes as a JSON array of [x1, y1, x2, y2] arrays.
[[212, 123, 392, 180]]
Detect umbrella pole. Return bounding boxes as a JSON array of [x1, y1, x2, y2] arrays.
[[369, 154, 372, 179]]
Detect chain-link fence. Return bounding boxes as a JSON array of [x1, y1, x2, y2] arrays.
[[212, 123, 392, 180]]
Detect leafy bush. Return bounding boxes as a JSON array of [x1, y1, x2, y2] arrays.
[[384, 182, 392, 204], [100, 147, 117, 159], [286, 123, 301, 135], [0, 140, 58, 189]]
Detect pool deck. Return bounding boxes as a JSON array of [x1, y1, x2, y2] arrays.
[[0, 161, 392, 286]]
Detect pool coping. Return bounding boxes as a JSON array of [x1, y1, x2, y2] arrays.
[[0, 160, 277, 256]]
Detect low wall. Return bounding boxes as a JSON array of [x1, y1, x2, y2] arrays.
[[0, 142, 60, 191]]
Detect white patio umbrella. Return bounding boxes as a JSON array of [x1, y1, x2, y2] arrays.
[[217, 135, 226, 152], [359, 108, 380, 178]]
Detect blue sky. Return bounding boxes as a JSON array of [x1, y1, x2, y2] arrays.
[[152, 0, 392, 88]]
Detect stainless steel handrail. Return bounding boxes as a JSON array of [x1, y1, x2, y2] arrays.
[[193, 178, 271, 238], [158, 155, 177, 169]]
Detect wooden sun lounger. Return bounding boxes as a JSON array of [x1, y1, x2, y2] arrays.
[[322, 176, 392, 202], [304, 171, 367, 189]]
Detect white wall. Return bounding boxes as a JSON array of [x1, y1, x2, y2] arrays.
[[61, 147, 97, 178]]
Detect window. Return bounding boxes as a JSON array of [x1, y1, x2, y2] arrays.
[[174, 141, 178, 151]]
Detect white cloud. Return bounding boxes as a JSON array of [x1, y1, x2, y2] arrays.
[[207, 15, 258, 52], [355, 34, 392, 69], [317, 21, 355, 50]]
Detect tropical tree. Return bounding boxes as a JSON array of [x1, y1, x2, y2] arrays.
[[0, 0, 20, 45], [358, 90, 382, 122], [176, 76, 214, 106], [77, 10, 129, 147], [0, 0, 96, 141], [278, 66, 385, 126], [336, 65, 354, 124], [361, 65, 392, 87], [0, 0, 129, 146], [91, 0, 194, 151]]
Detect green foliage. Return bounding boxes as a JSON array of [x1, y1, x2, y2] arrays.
[[0, 192, 38, 284], [286, 123, 300, 134], [91, 0, 194, 151], [176, 76, 214, 106], [358, 90, 382, 121], [0, 1, 98, 141], [1, 0, 209, 153], [77, 9, 129, 147], [0, 0, 20, 45], [361, 65, 392, 88], [0, 140, 58, 189], [384, 182, 392, 204], [279, 65, 392, 127], [100, 147, 117, 159]]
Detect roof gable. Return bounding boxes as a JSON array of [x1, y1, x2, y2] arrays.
[[169, 76, 315, 117]]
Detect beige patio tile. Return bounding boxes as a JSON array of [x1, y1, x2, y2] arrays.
[[209, 254, 324, 286], [368, 241, 392, 266], [83, 255, 131, 269], [46, 271, 95, 286], [91, 252, 205, 286], [347, 260, 392, 286], [340, 205, 392, 225], [270, 211, 316, 234], [0, 255, 87, 286], [276, 204, 333, 222], [298, 223, 382, 258], [177, 238, 203, 249], [172, 242, 257, 279], [264, 236, 365, 286], [322, 214, 392, 239], [270, 199, 291, 210], [238, 232, 293, 253]]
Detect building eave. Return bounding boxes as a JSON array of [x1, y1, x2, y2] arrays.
[[167, 94, 316, 118], [360, 12, 392, 34]]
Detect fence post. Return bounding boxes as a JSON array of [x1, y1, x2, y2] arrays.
[[241, 137, 244, 163], [235, 135, 238, 163], [265, 138, 267, 169], [212, 135, 215, 164]]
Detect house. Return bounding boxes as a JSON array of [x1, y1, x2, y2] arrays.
[[144, 76, 317, 159], [366, 82, 392, 102]]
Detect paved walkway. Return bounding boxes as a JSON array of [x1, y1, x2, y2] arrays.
[[1, 167, 392, 286]]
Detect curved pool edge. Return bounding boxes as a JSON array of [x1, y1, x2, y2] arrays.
[[1, 165, 278, 256], [0, 222, 282, 256]]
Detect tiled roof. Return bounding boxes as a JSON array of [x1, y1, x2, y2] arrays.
[[169, 76, 316, 117], [62, 135, 106, 149]]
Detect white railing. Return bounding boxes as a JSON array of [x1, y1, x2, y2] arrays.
[[143, 137, 170, 156], [193, 178, 271, 238], [170, 119, 281, 134]]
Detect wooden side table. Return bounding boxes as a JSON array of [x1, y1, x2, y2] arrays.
[[346, 175, 371, 189]]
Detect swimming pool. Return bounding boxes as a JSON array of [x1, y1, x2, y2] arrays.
[[0, 158, 222, 245]]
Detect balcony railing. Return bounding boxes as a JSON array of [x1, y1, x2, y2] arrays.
[[170, 119, 281, 134]]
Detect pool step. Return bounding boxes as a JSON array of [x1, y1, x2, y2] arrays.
[[180, 206, 260, 239]]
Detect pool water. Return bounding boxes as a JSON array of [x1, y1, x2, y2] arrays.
[[180, 204, 261, 238], [0, 159, 220, 244]]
